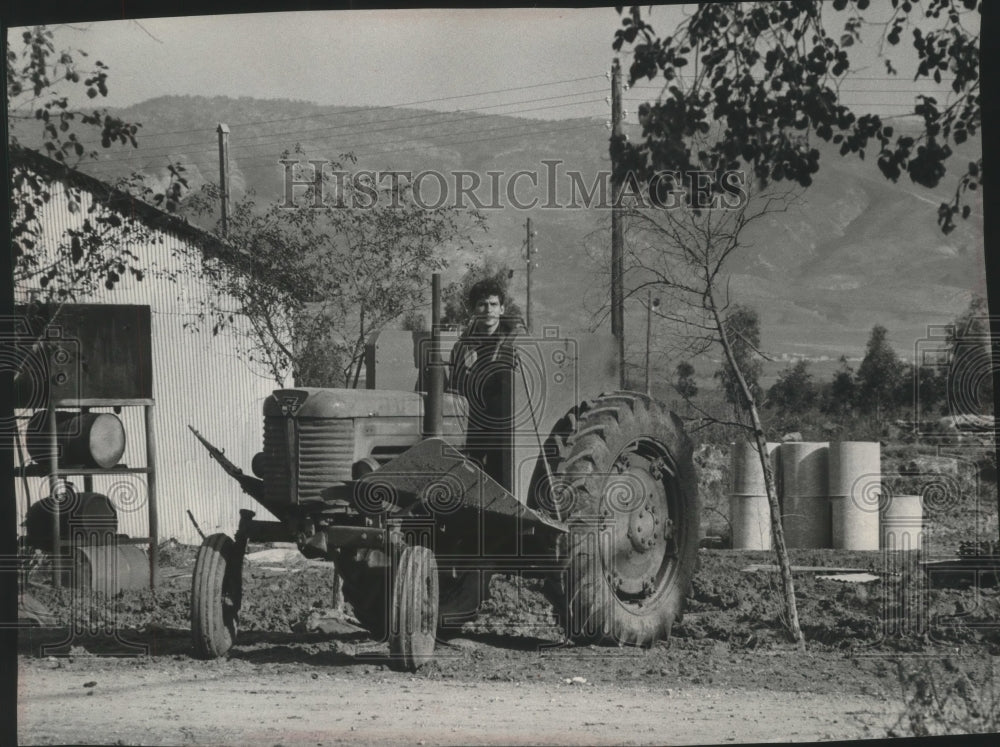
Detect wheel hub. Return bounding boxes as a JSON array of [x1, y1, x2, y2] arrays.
[[627, 501, 658, 553], [602, 442, 674, 599]]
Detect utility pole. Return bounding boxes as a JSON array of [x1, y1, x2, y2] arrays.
[[525, 218, 537, 333], [610, 58, 626, 388], [423, 273, 443, 439], [644, 291, 660, 396], [216, 123, 231, 237], [645, 290, 652, 396]]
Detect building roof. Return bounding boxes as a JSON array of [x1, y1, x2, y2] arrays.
[[10, 143, 232, 261]]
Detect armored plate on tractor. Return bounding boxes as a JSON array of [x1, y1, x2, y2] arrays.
[[189, 280, 700, 670]]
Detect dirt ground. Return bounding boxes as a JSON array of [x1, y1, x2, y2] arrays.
[[19, 657, 902, 746], [16, 543, 1000, 745]]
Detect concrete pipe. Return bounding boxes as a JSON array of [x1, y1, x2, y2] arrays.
[[728, 440, 780, 551], [779, 441, 830, 548], [829, 441, 882, 551]]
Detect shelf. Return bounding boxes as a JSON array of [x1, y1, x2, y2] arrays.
[[15, 401, 154, 417], [56, 537, 151, 548], [17, 465, 151, 477], [17, 398, 158, 590], [114, 536, 152, 546], [51, 398, 155, 407]]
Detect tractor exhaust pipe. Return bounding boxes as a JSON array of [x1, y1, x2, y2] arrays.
[[423, 273, 444, 438]]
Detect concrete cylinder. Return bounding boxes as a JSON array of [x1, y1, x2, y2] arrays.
[[728, 441, 779, 550], [729, 494, 771, 550], [780, 441, 830, 548], [829, 441, 882, 550], [881, 494, 925, 552]]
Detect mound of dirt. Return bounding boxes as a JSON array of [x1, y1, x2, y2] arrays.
[[454, 575, 561, 639], [20, 544, 1000, 656], [22, 545, 340, 635], [677, 549, 1000, 652]]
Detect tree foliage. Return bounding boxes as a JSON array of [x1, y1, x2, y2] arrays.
[[767, 359, 817, 415], [674, 360, 699, 398], [945, 294, 994, 418], [714, 305, 764, 413], [399, 309, 428, 333], [613, 1, 980, 233], [856, 324, 907, 427], [9, 26, 188, 300], [185, 158, 484, 387], [826, 355, 859, 416]]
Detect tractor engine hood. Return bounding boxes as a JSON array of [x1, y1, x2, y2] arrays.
[[264, 388, 467, 419]]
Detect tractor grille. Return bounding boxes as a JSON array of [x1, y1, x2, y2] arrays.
[[261, 416, 355, 504], [297, 418, 355, 500], [261, 417, 292, 506]]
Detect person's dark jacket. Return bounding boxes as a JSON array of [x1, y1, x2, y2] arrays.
[[447, 315, 526, 423]]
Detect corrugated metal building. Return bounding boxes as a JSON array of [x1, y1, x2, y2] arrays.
[[12, 147, 286, 545]]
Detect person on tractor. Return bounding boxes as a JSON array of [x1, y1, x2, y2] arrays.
[[447, 278, 525, 486]]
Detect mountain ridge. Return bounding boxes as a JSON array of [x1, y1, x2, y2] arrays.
[[12, 94, 983, 382]]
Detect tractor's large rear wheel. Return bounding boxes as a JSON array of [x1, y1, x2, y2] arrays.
[[389, 545, 439, 671], [191, 533, 243, 659], [536, 392, 700, 646]]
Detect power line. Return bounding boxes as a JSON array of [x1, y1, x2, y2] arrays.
[[153, 107, 605, 175], [238, 118, 603, 175], [80, 90, 608, 164], [626, 75, 958, 84], [214, 74, 608, 128], [331, 120, 602, 161], [82, 95, 610, 169], [79, 117, 607, 182], [75, 74, 610, 141], [623, 97, 958, 110], [624, 90, 967, 101], [249, 106, 603, 164]]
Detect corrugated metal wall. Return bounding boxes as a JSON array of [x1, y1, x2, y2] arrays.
[[15, 181, 285, 545]]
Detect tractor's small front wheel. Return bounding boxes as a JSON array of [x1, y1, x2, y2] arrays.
[[191, 533, 243, 659], [389, 545, 439, 671]]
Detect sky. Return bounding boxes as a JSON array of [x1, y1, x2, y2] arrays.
[[8, 6, 969, 121], [4, 5, 987, 363]]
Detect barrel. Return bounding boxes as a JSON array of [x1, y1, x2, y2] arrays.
[[73, 543, 149, 593], [729, 440, 780, 550], [27, 410, 126, 469], [780, 441, 830, 548], [881, 494, 925, 552], [23, 492, 118, 554], [829, 441, 881, 550]]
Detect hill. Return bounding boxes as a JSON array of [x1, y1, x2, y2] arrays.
[[20, 94, 983, 385]]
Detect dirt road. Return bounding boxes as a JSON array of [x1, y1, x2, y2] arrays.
[[18, 654, 897, 745], [17, 548, 997, 744]]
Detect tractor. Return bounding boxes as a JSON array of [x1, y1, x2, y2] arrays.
[[189, 276, 700, 670]]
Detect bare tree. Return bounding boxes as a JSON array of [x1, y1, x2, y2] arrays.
[[623, 184, 806, 649]]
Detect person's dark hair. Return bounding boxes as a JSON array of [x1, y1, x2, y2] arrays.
[[467, 277, 507, 308]]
